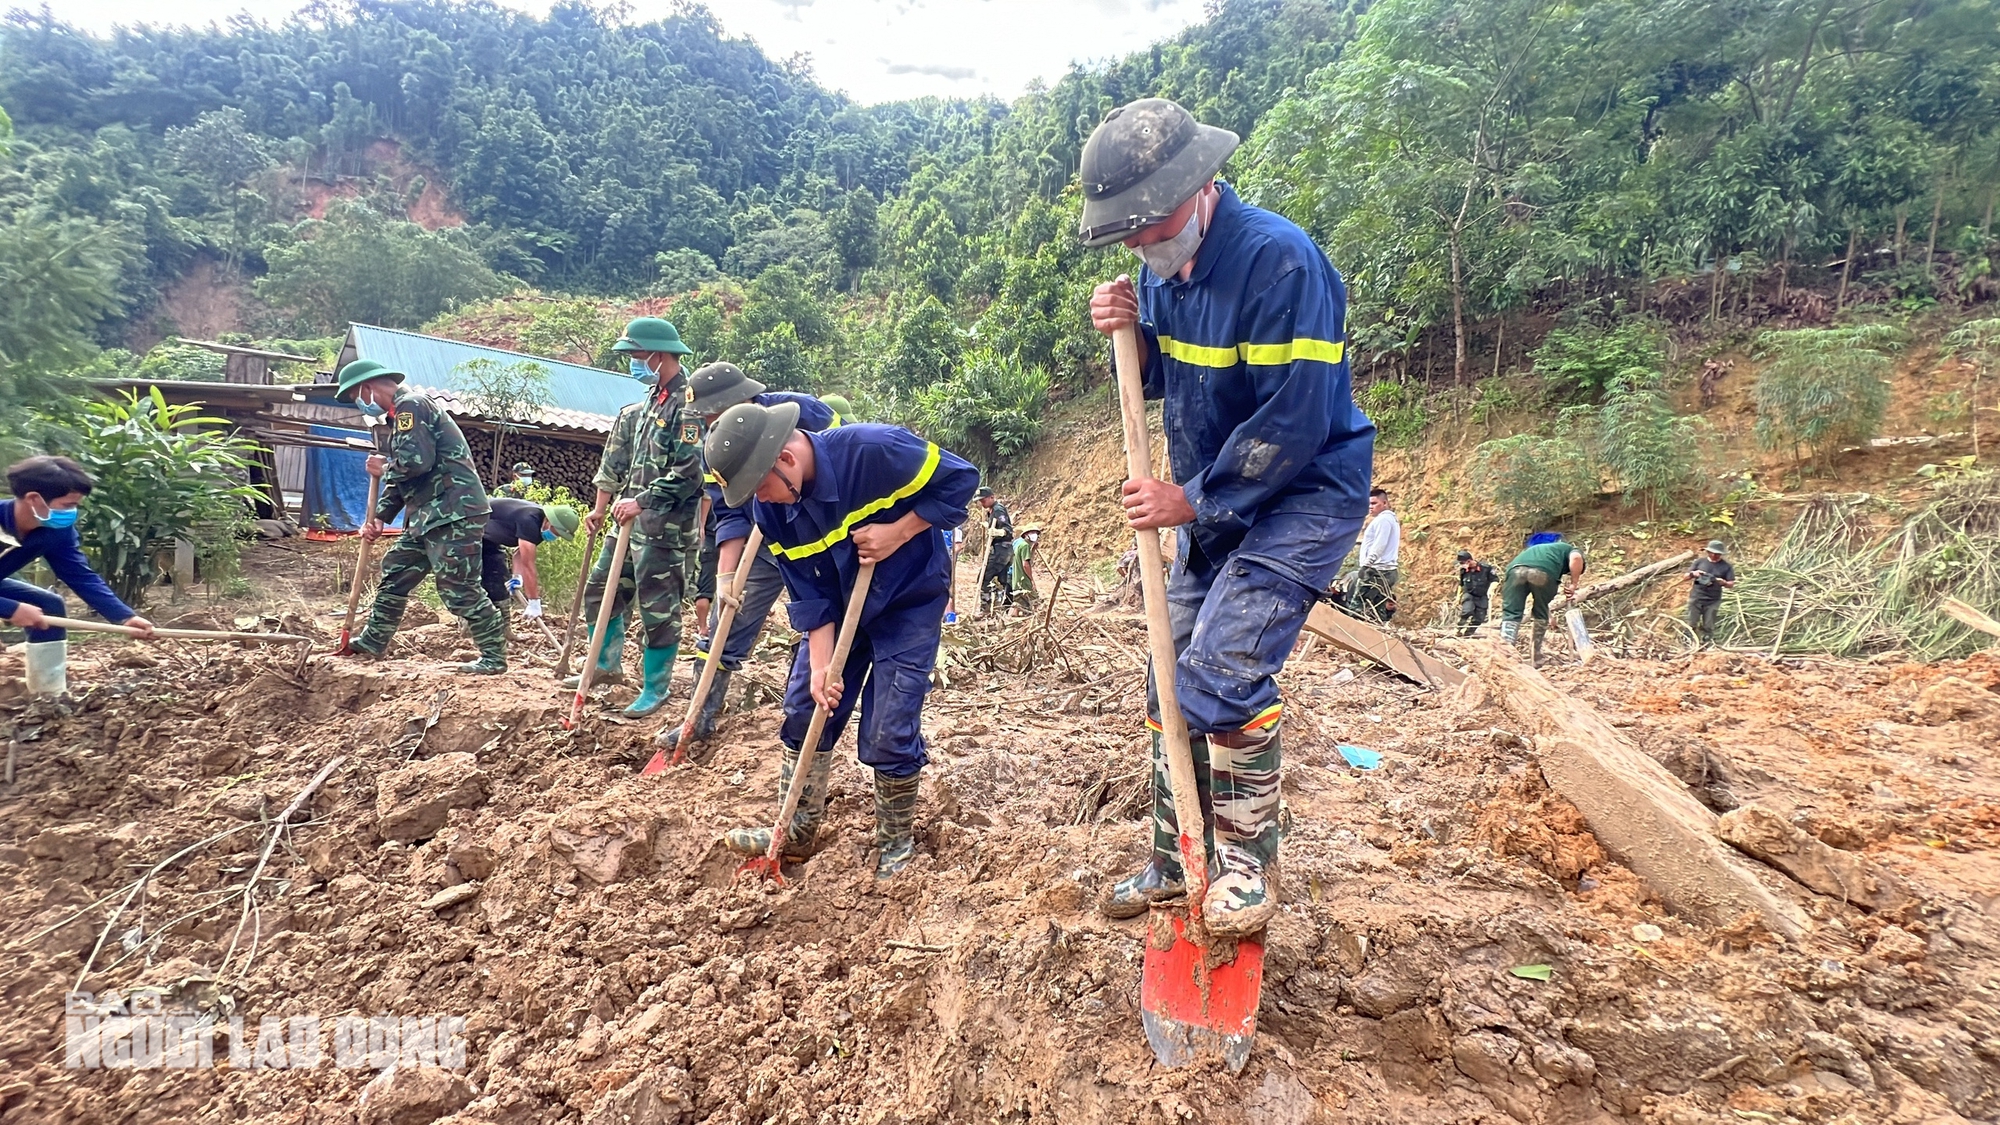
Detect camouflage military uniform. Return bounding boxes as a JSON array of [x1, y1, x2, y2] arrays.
[[353, 388, 505, 663], [582, 373, 705, 651]]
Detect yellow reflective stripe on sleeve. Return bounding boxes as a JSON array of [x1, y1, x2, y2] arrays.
[[1158, 335, 1346, 368], [1240, 338, 1344, 366], [1156, 336, 1240, 368], [767, 442, 943, 561]]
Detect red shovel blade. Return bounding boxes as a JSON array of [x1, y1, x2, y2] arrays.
[[1140, 909, 1263, 1073], [639, 746, 671, 777], [736, 854, 785, 885]]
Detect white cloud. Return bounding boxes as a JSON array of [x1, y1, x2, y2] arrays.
[[51, 0, 1208, 105]]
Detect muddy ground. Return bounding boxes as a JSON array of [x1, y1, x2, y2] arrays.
[[0, 546, 1996, 1124]]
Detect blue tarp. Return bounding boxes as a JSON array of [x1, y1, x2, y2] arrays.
[[303, 424, 403, 532]]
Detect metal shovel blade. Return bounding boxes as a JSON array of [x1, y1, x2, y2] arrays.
[[1140, 909, 1263, 1073], [638, 745, 671, 777]]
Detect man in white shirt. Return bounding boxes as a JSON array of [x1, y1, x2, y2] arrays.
[[1355, 486, 1400, 621]]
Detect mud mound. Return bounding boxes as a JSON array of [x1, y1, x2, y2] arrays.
[[1, 623, 1996, 1123]]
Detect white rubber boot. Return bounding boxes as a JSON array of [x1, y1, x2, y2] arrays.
[[25, 640, 67, 698]]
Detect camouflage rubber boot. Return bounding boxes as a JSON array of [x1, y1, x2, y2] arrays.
[[561, 614, 629, 688], [724, 741, 832, 861], [455, 599, 508, 675], [1203, 725, 1283, 938], [873, 769, 923, 879], [1531, 621, 1548, 668], [1100, 727, 1211, 918]]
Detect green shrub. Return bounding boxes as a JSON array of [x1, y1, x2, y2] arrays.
[[1595, 368, 1704, 515], [1533, 321, 1664, 402], [1360, 379, 1430, 447], [1752, 325, 1905, 467], [1470, 433, 1599, 526], [912, 348, 1049, 469], [53, 388, 264, 607], [1470, 376, 1525, 426]]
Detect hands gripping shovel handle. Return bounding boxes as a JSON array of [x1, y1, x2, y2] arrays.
[[738, 561, 876, 885], [643, 527, 767, 775], [563, 519, 633, 731], [1112, 321, 1264, 1074]]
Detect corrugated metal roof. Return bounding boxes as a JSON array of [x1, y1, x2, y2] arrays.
[[340, 323, 644, 428]]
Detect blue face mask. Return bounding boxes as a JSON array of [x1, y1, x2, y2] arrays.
[[541, 530, 556, 543], [41, 506, 79, 530], [629, 359, 658, 387], [356, 398, 386, 419]]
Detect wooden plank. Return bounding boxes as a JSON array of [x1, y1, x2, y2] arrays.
[[1303, 604, 1467, 691], [1551, 550, 1695, 614], [1466, 648, 1809, 938]]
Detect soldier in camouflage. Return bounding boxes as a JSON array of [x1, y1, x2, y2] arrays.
[[335, 359, 507, 674], [565, 317, 706, 717]]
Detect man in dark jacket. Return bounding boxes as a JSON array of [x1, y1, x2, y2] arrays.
[[1456, 549, 1499, 636], [0, 455, 155, 696]]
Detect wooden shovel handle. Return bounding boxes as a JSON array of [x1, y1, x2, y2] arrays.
[[566, 519, 633, 729], [43, 616, 309, 645], [344, 474, 384, 629], [1111, 322, 1210, 918], [668, 527, 765, 746], [765, 561, 876, 862], [556, 518, 605, 676]]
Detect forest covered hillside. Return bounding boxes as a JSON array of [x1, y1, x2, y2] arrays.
[[1, 0, 1996, 483]]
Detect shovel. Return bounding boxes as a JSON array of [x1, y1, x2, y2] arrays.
[[337, 473, 384, 652], [644, 527, 766, 775], [1112, 320, 1263, 1074], [563, 518, 633, 731], [44, 616, 311, 646], [555, 517, 605, 678], [512, 590, 564, 651], [738, 561, 875, 885]]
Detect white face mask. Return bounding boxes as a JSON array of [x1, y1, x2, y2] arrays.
[[1135, 191, 1211, 278]]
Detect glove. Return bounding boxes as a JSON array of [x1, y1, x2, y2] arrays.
[[522, 599, 542, 619], [506, 576, 524, 595]]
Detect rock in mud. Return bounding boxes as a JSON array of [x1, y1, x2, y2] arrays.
[[584, 1069, 694, 1125], [1914, 676, 1997, 725], [375, 753, 489, 844], [1715, 804, 1917, 914], [358, 1064, 473, 1125], [548, 799, 661, 885]]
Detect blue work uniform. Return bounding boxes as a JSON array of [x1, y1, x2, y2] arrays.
[[748, 424, 977, 777], [702, 391, 840, 669], [1136, 181, 1376, 733], [0, 501, 137, 642]]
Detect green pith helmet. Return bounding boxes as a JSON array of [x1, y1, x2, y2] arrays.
[[1706, 540, 1727, 555], [335, 359, 405, 403], [819, 392, 855, 420], [688, 361, 766, 415], [1077, 98, 1239, 248], [705, 401, 801, 508], [545, 505, 581, 539], [512, 461, 534, 476], [612, 317, 694, 356]]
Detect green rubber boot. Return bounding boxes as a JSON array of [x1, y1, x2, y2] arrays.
[[561, 614, 628, 689], [873, 769, 923, 879], [623, 645, 677, 716], [725, 741, 832, 861]]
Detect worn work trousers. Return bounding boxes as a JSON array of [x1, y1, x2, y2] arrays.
[[2, 579, 72, 642], [1355, 565, 1398, 621], [979, 545, 1012, 608], [479, 541, 513, 610], [358, 518, 505, 653], [1458, 592, 1490, 636], [691, 523, 719, 603], [1500, 565, 1560, 625], [1688, 598, 1721, 646], [581, 507, 695, 651], [779, 591, 945, 779], [703, 546, 787, 670]]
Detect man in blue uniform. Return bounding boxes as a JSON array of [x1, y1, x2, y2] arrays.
[[0, 455, 156, 696], [653, 362, 840, 763], [1080, 98, 1376, 936], [704, 402, 977, 879]]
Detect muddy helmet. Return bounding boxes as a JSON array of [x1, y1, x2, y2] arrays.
[[688, 361, 766, 416], [1077, 98, 1239, 248], [705, 401, 802, 508]]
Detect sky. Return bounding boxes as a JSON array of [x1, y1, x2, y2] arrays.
[[51, 0, 1212, 105]]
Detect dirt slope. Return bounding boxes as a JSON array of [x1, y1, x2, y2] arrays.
[[0, 547, 1995, 1123]]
